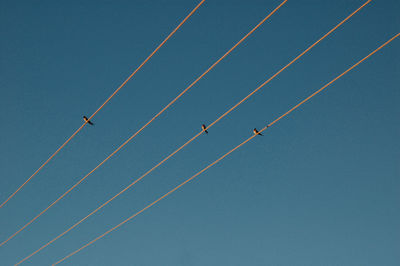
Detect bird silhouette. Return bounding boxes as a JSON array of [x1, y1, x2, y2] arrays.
[[253, 128, 263, 136], [202, 124, 208, 134], [83, 116, 94, 126]]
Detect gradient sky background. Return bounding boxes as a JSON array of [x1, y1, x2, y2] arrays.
[[0, 0, 399, 265]]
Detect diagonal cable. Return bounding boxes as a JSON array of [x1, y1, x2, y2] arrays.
[[0, 0, 287, 248], [52, 32, 400, 266], [0, 0, 206, 209], [14, 1, 379, 264]]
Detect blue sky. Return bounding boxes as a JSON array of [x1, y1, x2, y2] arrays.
[[0, 0, 399, 265]]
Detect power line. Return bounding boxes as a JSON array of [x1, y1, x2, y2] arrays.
[[0, 0, 206, 209], [13, 1, 375, 263], [0, 0, 286, 248], [51, 32, 400, 265]]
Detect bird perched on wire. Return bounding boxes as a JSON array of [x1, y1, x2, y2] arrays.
[[83, 116, 94, 126], [202, 124, 208, 134], [253, 128, 263, 136]]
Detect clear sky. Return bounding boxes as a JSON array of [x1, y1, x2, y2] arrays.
[[0, 0, 399, 265]]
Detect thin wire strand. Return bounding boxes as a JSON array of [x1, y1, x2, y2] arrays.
[[0, 0, 206, 209], [15, 1, 377, 264], [1, 0, 287, 249], [52, 32, 400, 265]]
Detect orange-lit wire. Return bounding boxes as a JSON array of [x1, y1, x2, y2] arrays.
[[208, 0, 373, 128], [0, 0, 206, 209], [1, 0, 286, 249], [13, 0, 373, 261], [52, 133, 257, 266], [52, 32, 400, 265], [266, 32, 400, 130], [16, 2, 378, 264]]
